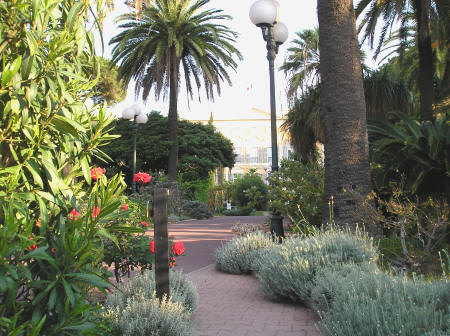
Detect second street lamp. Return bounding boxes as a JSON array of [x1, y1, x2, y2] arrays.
[[122, 104, 148, 193], [249, 0, 288, 241]]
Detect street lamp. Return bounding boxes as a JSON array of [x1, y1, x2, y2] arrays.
[[122, 104, 148, 193], [250, 0, 288, 240]]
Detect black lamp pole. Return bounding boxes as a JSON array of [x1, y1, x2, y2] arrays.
[[259, 24, 284, 240], [131, 115, 138, 194]]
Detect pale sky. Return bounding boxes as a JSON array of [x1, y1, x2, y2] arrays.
[[95, 0, 376, 119]]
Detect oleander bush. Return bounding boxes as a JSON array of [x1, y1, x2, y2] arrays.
[[257, 229, 378, 303], [181, 200, 213, 219], [314, 264, 450, 336], [102, 270, 198, 335], [215, 231, 277, 274]]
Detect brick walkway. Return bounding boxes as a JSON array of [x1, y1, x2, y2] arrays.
[[188, 265, 320, 336], [168, 216, 321, 336]]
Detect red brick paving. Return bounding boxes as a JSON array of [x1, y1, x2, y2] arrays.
[[169, 216, 321, 336]]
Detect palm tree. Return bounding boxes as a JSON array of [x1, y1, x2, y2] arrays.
[[317, 0, 379, 235], [280, 27, 320, 101], [355, 0, 448, 121], [110, 0, 242, 180]]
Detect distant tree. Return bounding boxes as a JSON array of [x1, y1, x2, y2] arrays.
[[88, 56, 127, 106], [95, 111, 235, 184]]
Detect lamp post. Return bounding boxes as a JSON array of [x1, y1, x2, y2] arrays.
[[249, 0, 288, 240], [122, 104, 148, 193]]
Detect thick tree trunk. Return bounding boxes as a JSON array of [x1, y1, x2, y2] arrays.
[[414, 0, 434, 121], [317, 0, 379, 236], [167, 47, 179, 181]]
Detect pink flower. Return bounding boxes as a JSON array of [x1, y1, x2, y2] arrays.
[[150, 240, 155, 253], [134, 172, 152, 184], [68, 209, 82, 220], [121, 203, 128, 211], [92, 206, 101, 219], [172, 241, 185, 256], [90, 167, 105, 181], [141, 221, 149, 227]]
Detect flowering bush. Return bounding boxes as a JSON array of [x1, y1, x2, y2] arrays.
[[0, 0, 125, 333], [148, 237, 185, 268], [134, 171, 152, 184]]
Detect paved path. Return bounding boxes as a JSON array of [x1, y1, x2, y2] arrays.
[[169, 216, 320, 336]]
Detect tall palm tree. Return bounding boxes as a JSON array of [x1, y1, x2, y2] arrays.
[[355, 0, 447, 121], [317, 0, 379, 235], [280, 27, 320, 101], [110, 0, 242, 180]]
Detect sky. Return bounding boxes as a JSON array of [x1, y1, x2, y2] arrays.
[[95, 0, 377, 120]]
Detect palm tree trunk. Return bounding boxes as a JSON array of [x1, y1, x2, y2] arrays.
[[414, 0, 434, 121], [317, 0, 379, 236], [168, 47, 179, 181]]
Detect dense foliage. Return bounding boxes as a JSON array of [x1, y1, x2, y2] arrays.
[[268, 157, 324, 232], [94, 111, 235, 184], [233, 170, 268, 210], [0, 0, 132, 333], [369, 111, 450, 200]]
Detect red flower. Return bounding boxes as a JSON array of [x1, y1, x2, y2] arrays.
[[172, 241, 185, 256], [51, 247, 55, 253], [170, 262, 175, 268], [92, 206, 101, 219], [28, 236, 37, 251], [150, 240, 155, 253], [141, 221, 149, 227], [90, 167, 105, 180], [28, 244, 38, 251], [121, 203, 128, 211], [134, 172, 152, 184], [68, 209, 82, 220]]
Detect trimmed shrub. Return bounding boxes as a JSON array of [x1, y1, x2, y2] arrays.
[[103, 270, 198, 335], [215, 231, 277, 274], [234, 171, 268, 210], [181, 200, 213, 219], [314, 265, 450, 336], [257, 230, 378, 303], [223, 205, 253, 216]]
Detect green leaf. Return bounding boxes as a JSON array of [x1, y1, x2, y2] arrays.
[[66, 2, 84, 31], [65, 273, 110, 289], [26, 31, 39, 56], [97, 228, 119, 246], [62, 278, 75, 306], [51, 115, 82, 137], [37, 197, 48, 236], [24, 159, 44, 188], [2, 56, 22, 86]]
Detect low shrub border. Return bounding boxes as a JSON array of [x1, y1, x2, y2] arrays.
[[214, 228, 449, 335]]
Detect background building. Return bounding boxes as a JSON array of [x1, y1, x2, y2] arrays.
[[184, 107, 293, 183]]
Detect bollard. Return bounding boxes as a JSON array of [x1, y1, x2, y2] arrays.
[[154, 188, 170, 299]]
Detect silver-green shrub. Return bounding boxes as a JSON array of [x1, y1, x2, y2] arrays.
[[215, 231, 277, 274], [257, 229, 378, 303], [103, 270, 198, 335], [107, 269, 198, 312], [103, 292, 193, 336], [314, 265, 450, 336]]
